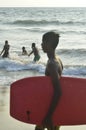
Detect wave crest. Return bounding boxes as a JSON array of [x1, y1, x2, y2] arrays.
[[8, 19, 86, 26]]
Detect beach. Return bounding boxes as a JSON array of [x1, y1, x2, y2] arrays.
[[0, 78, 86, 130], [0, 7, 86, 130]]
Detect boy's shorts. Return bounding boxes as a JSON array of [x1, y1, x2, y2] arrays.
[[34, 55, 40, 62]]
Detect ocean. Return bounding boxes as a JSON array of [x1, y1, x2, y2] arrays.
[[0, 7, 86, 130]]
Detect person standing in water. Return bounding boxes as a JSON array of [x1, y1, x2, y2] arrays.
[[35, 31, 63, 130], [0, 40, 10, 58], [22, 46, 28, 55], [28, 43, 40, 62]]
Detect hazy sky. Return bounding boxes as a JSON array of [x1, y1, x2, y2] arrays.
[[0, 0, 86, 7]]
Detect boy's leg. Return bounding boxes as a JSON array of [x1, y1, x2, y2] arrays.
[[47, 126, 60, 130], [54, 126, 60, 130], [35, 125, 44, 130]]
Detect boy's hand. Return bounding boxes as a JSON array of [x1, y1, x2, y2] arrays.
[[42, 115, 53, 128]]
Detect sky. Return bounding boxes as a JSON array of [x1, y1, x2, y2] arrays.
[[0, 0, 86, 7]]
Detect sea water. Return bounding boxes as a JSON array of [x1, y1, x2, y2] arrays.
[[0, 7, 86, 130]]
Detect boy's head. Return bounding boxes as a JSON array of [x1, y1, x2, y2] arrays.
[[42, 32, 59, 53], [32, 43, 35, 48], [22, 46, 25, 50], [42, 31, 60, 50], [5, 40, 8, 45]]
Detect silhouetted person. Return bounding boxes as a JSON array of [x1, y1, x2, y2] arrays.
[[28, 43, 40, 62], [22, 46, 28, 55], [0, 40, 10, 58], [35, 31, 63, 130]]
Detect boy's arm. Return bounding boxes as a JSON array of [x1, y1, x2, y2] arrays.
[[0, 47, 4, 56], [28, 51, 33, 56], [43, 62, 62, 125]]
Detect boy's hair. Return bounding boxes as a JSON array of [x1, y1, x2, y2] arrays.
[[43, 31, 60, 49]]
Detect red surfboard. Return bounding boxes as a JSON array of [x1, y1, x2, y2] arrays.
[[10, 76, 86, 125]]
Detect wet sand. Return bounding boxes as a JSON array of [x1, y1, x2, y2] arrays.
[[0, 86, 86, 130]]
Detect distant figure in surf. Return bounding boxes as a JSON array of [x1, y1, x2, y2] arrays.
[[22, 46, 28, 55], [28, 43, 40, 62], [35, 31, 63, 130], [0, 40, 10, 58]]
